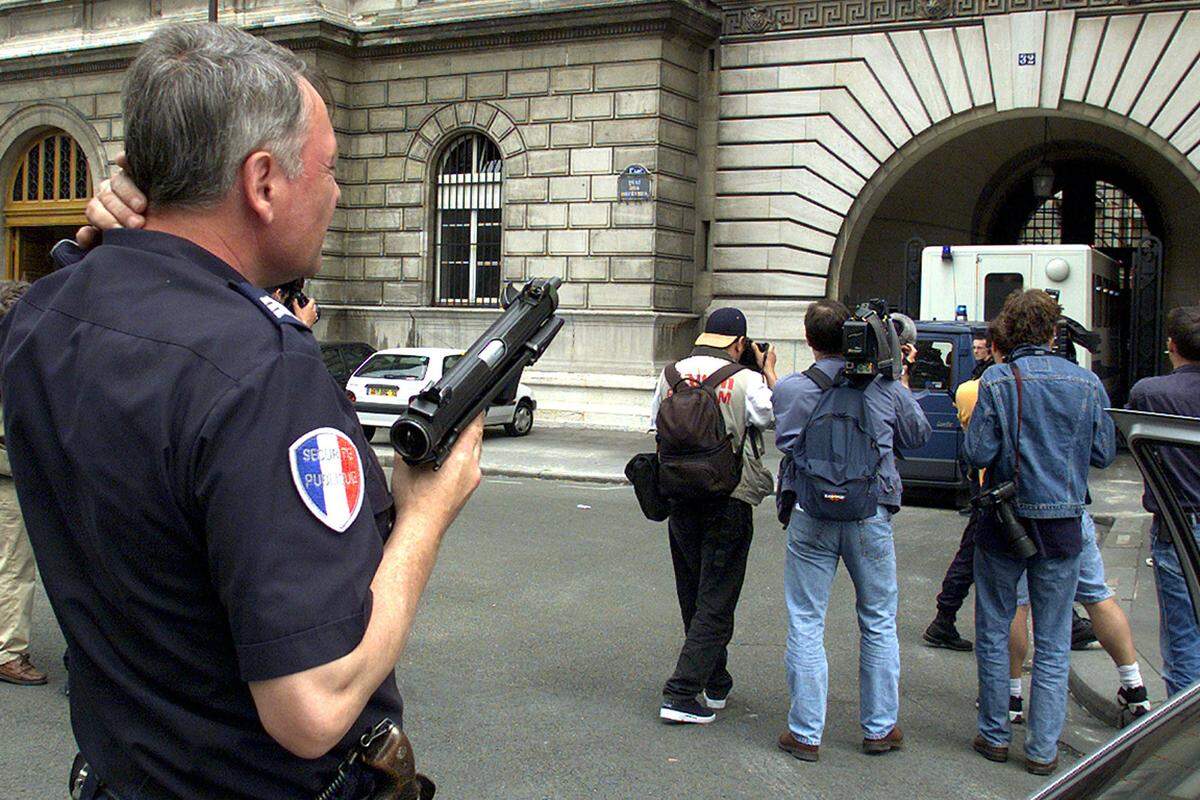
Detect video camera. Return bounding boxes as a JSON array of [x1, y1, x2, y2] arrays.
[[842, 299, 903, 382], [390, 277, 565, 466], [1043, 289, 1100, 365]]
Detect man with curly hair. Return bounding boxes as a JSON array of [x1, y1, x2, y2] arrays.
[[963, 289, 1115, 776]]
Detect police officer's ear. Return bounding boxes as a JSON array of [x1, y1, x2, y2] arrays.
[[240, 150, 284, 225]]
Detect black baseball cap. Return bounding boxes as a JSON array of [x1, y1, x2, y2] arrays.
[[695, 307, 747, 348]]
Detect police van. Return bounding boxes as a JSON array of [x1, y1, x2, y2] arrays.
[[919, 244, 1122, 397]]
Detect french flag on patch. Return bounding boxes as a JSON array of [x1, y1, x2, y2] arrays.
[[288, 427, 365, 532]]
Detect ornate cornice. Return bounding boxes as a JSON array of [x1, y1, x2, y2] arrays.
[[722, 0, 1196, 36]]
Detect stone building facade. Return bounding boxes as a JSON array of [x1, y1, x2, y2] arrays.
[[2, 0, 1198, 427]]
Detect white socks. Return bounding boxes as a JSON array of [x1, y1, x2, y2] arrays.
[[1010, 678, 1023, 698], [1118, 662, 1144, 690]]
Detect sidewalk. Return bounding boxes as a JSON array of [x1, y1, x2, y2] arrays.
[[371, 422, 783, 484]]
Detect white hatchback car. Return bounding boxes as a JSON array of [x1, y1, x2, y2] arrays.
[[346, 347, 536, 442]]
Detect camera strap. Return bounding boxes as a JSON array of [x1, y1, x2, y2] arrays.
[[1011, 364, 1023, 490]]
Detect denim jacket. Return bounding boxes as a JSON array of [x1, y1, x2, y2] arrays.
[[963, 345, 1116, 518]]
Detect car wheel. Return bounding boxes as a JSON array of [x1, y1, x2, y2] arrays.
[[361, 426, 377, 442], [504, 401, 534, 437]]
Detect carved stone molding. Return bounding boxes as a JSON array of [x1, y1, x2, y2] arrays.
[[722, 0, 1197, 36]]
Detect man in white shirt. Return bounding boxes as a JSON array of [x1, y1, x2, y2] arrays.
[[650, 307, 777, 724]]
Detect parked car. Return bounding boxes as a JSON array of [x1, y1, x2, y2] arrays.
[[1030, 408, 1200, 799], [896, 320, 988, 504], [346, 347, 537, 441], [319, 341, 376, 388]]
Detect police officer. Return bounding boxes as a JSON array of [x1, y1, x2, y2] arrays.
[[0, 23, 481, 799]]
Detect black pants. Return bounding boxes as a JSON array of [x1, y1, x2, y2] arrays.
[[935, 506, 980, 620], [663, 496, 754, 702]]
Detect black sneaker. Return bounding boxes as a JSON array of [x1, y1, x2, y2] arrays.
[[923, 617, 974, 651], [1009, 696, 1025, 725], [1117, 685, 1151, 719], [660, 697, 716, 724], [702, 688, 729, 710], [1071, 610, 1100, 651]]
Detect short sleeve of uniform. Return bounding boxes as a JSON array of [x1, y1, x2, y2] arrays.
[[193, 350, 384, 682]]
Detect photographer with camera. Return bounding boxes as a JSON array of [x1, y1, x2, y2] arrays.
[[772, 300, 930, 762], [649, 307, 777, 725], [964, 289, 1115, 776]]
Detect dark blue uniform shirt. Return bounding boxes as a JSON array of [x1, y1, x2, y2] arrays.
[[1127, 363, 1200, 514], [0, 229, 400, 799]]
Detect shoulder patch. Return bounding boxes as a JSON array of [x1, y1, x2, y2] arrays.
[[288, 427, 365, 532], [231, 281, 311, 330]]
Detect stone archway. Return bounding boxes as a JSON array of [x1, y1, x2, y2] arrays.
[[834, 104, 1200, 313]]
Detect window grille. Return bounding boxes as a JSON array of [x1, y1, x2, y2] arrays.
[[1093, 181, 1148, 248], [1019, 191, 1063, 245], [8, 133, 91, 205], [434, 134, 503, 307]]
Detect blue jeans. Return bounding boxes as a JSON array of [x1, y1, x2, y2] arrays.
[[975, 545, 1080, 764], [784, 505, 899, 745], [1151, 517, 1200, 697]]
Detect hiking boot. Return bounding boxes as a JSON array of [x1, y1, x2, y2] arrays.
[[1118, 685, 1151, 719], [1071, 610, 1100, 650], [659, 697, 716, 725], [1009, 696, 1025, 725], [1026, 755, 1059, 776], [923, 617, 973, 651], [702, 688, 729, 710], [778, 731, 819, 762], [0, 654, 47, 686], [972, 734, 1008, 763], [862, 726, 904, 755]]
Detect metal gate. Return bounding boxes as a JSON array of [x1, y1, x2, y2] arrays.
[[1129, 235, 1164, 384], [903, 237, 924, 317]]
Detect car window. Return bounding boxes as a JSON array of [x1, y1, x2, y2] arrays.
[[443, 354, 463, 371], [348, 345, 375, 368], [984, 273, 1023, 320], [321, 347, 344, 372], [356, 354, 429, 381], [909, 340, 954, 392]]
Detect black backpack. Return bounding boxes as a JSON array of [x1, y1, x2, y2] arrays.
[[655, 362, 746, 500], [792, 365, 883, 521]]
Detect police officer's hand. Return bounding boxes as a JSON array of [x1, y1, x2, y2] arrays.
[[390, 413, 483, 532], [75, 154, 147, 248]]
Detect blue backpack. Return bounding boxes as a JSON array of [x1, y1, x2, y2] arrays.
[[792, 365, 883, 522]]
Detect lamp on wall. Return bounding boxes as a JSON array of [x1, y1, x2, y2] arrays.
[[1032, 117, 1055, 200]]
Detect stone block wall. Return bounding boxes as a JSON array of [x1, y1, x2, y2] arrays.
[[309, 32, 709, 330]]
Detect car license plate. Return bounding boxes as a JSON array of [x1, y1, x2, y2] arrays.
[[367, 386, 399, 397]]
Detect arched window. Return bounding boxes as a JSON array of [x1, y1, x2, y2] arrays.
[[434, 134, 503, 307], [5, 131, 92, 282], [8, 132, 91, 206], [1018, 181, 1148, 247]]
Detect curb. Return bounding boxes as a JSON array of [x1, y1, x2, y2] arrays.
[[371, 448, 629, 485], [1067, 664, 1124, 729]]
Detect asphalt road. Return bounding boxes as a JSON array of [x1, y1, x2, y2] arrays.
[[1, 477, 1111, 799]]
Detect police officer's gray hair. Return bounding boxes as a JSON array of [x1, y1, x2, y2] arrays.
[[0, 280, 29, 318], [123, 22, 314, 209]]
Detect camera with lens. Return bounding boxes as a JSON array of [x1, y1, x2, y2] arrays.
[[738, 339, 770, 371], [842, 299, 903, 381], [972, 480, 1039, 559]]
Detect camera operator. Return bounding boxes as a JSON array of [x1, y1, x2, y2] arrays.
[[964, 289, 1115, 776], [772, 300, 930, 762], [270, 279, 319, 328]]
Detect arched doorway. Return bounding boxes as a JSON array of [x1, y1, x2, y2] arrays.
[[4, 131, 92, 282], [834, 107, 1200, 396]]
